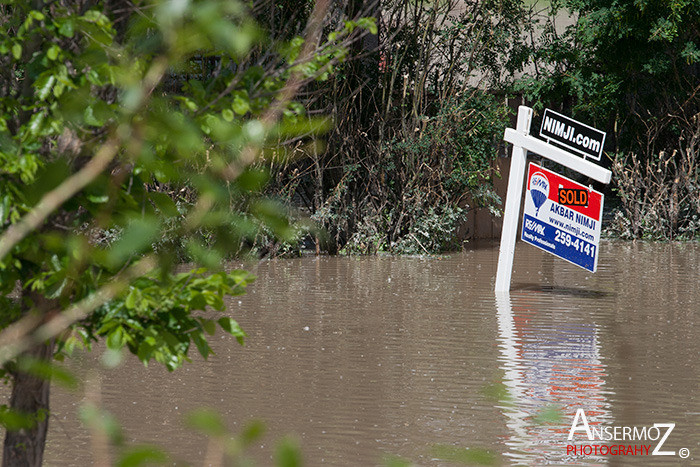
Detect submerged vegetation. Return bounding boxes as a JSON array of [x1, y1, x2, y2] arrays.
[[255, 0, 700, 251]]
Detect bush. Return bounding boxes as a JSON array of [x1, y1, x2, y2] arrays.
[[606, 114, 700, 239], [324, 90, 508, 255], [263, 0, 522, 254]]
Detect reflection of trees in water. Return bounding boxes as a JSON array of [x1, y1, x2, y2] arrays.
[[496, 291, 612, 465]]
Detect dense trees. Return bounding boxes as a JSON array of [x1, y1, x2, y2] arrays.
[[486, 0, 700, 239], [518, 0, 700, 238], [264, 0, 525, 254], [263, 0, 700, 246], [520, 0, 699, 152], [0, 0, 372, 464]]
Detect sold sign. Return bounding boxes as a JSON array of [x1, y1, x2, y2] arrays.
[[558, 188, 589, 207], [521, 163, 603, 273], [495, 106, 612, 292]]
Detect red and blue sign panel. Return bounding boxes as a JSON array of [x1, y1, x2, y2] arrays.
[[521, 163, 603, 272]]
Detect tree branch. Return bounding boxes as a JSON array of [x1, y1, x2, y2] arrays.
[[0, 255, 157, 367]]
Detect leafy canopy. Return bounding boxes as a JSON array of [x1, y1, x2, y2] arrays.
[[517, 0, 700, 152], [0, 0, 374, 379]]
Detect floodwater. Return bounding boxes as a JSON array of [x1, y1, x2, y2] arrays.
[[36, 241, 700, 464]]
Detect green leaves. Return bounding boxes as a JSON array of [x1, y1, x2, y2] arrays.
[[0, 2, 372, 463], [0, 405, 46, 431], [26, 111, 45, 135], [46, 44, 61, 61], [106, 217, 162, 268], [11, 43, 21, 60], [148, 192, 179, 218], [200, 317, 216, 335], [251, 199, 295, 242], [106, 325, 126, 350], [232, 90, 251, 115], [25, 159, 71, 205], [79, 403, 124, 445], [117, 446, 169, 467], [355, 17, 378, 35], [34, 74, 56, 101], [431, 445, 497, 466], [681, 40, 700, 64], [75, 401, 295, 467], [58, 18, 75, 38], [16, 356, 78, 389], [221, 108, 234, 122], [275, 437, 303, 467], [0, 0, 345, 428], [184, 412, 294, 465], [85, 268, 252, 370], [218, 317, 246, 345]]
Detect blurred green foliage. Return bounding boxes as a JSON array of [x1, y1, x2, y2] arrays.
[[0, 0, 375, 458], [77, 405, 302, 466], [431, 445, 497, 466]]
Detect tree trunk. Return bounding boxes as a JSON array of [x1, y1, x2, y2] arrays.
[[2, 339, 55, 467]]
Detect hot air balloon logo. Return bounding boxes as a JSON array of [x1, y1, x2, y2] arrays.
[[529, 172, 550, 216]]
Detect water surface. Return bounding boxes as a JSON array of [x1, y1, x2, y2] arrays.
[[39, 240, 700, 465]]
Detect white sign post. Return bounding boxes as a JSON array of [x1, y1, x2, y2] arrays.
[[495, 106, 612, 293]]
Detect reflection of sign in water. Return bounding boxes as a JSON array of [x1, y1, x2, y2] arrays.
[[495, 292, 611, 465], [521, 163, 604, 273]]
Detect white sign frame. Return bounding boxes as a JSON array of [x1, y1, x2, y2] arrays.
[[495, 106, 612, 293]]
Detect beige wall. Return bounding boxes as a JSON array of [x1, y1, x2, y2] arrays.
[[459, 155, 511, 240]]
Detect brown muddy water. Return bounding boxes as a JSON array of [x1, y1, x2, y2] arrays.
[[30, 241, 700, 464]]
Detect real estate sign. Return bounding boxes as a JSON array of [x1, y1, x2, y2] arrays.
[[539, 108, 606, 161], [521, 163, 603, 273]]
